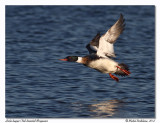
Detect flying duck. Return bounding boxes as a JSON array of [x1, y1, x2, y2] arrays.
[[59, 14, 131, 82]]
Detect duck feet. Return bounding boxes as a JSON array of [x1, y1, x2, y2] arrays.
[[116, 66, 131, 75], [109, 73, 119, 82]]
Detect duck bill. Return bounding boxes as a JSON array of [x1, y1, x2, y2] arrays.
[[59, 58, 68, 61]]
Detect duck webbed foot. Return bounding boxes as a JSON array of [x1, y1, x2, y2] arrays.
[[116, 66, 131, 75], [109, 73, 119, 82]]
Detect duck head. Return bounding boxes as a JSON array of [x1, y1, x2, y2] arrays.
[[59, 56, 78, 62]]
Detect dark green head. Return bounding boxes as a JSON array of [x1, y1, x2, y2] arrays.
[[59, 56, 78, 62]]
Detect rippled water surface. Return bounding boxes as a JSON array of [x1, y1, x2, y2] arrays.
[[6, 6, 155, 118]]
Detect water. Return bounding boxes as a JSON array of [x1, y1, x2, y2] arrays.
[[6, 6, 155, 118]]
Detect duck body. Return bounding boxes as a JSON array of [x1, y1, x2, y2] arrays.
[[77, 54, 118, 74], [87, 58, 118, 74]]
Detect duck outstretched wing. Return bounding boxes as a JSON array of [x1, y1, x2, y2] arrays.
[[86, 14, 125, 58], [86, 32, 100, 54], [96, 14, 125, 58]]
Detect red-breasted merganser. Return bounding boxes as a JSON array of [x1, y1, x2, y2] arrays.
[[59, 14, 131, 82]]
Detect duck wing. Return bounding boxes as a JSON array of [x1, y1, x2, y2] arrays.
[[96, 14, 125, 58], [86, 32, 101, 54]]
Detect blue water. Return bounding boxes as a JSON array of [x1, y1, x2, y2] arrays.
[[6, 6, 155, 118]]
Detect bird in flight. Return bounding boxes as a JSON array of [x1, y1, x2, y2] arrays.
[[59, 14, 131, 82]]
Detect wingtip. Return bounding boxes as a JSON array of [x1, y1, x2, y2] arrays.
[[97, 32, 101, 35], [120, 13, 123, 17]]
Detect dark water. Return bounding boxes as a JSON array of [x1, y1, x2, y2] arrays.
[[6, 6, 155, 118]]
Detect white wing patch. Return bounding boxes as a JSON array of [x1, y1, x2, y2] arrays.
[[97, 36, 115, 58], [90, 45, 98, 52]]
